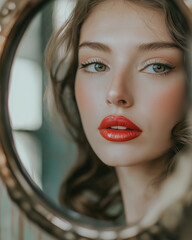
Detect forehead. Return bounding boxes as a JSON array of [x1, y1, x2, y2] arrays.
[[80, 0, 171, 45]]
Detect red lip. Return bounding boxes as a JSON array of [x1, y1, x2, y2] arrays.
[[98, 115, 142, 142]]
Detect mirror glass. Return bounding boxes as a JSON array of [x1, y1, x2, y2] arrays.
[[6, 0, 192, 230], [9, 0, 77, 203]]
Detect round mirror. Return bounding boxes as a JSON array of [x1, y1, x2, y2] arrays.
[[1, 0, 192, 239]]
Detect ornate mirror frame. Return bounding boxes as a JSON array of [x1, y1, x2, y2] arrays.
[[0, 0, 192, 239]]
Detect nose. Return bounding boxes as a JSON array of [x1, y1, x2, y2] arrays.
[[106, 74, 134, 108]]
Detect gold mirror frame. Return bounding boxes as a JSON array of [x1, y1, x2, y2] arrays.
[[0, 0, 192, 239]]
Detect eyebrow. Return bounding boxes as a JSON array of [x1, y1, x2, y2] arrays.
[[138, 42, 181, 51], [78, 41, 181, 52], [79, 41, 111, 52]]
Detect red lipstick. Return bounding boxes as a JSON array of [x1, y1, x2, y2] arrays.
[[98, 115, 142, 142]]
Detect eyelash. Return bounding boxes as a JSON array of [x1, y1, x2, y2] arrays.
[[80, 59, 107, 70], [143, 61, 175, 76], [79, 59, 175, 76]]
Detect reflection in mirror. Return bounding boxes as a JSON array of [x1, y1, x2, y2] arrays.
[[7, 0, 192, 232]]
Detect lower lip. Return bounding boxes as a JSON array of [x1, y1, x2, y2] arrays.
[[99, 129, 142, 142]]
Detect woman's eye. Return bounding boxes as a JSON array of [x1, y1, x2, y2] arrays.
[[144, 63, 174, 74], [81, 62, 107, 72]]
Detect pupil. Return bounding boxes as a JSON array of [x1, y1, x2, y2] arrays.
[[95, 63, 106, 71], [153, 64, 165, 72]]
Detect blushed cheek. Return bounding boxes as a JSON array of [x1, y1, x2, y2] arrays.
[[75, 79, 87, 111], [75, 78, 96, 119], [153, 82, 186, 125]]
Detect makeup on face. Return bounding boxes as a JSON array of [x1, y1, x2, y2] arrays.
[[99, 115, 142, 142], [75, 0, 186, 167], [78, 42, 182, 77]]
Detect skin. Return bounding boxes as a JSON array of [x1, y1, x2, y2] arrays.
[[75, 0, 186, 224]]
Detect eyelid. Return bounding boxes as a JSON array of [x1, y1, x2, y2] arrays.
[[79, 58, 109, 68], [139, 58, 175, 71]]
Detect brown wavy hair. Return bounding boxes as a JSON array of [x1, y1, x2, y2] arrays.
[[46, 0, 191, 221]]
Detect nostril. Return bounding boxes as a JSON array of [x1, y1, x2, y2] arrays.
[[118, 99, 127, 105], [106, 98, 130, 106], [106, 99, 112, 104]]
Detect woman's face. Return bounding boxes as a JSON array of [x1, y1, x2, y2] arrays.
[[75, 0, 186, 167]]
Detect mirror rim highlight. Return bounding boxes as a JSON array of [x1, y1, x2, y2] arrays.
[[0, 0, 192, 239]]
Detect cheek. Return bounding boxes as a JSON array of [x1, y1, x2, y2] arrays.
[[75, 80, 88, 112], [75, 77, 98, 120], [149, 80, 186, 126]]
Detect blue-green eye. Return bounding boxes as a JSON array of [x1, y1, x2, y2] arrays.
[[152, 64, 166, 73], [80, 62, 107, 72], [94, 63, 106, 72], [145, 64, 174, 74]]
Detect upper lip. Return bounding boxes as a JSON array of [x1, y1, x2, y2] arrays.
[[98, 115, 142, 131]]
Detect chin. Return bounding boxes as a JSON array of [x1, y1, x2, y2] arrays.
[[100, 158, 146, 167], [92, 144, 171, 168], [94, 147, 145, 167]]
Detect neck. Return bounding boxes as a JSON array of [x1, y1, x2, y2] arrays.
[[116, 157, 165, 225]]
